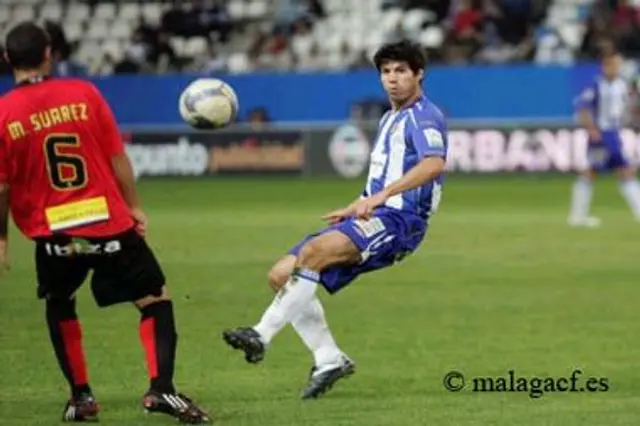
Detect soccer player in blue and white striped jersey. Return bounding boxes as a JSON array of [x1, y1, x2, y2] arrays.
[[222, 40, 448, 399], [569, 48, 640, 227]]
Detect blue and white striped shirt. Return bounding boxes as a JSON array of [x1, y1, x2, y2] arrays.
[[362, 94, 447, 219], [574, 75, 629, 131]]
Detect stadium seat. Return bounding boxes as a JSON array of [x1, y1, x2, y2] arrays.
[[169, 37, 187, 57], [0, 5, 10, 25], [246, 0, 268, 19], [111, 21, 133, 41], [12, 5, 37, 21], [66, 4, 91, 23], [0, 0, 609, 74], [86, 20, 110, 41], [119, 3, 142, 23], [141, 3, 163, 26], [557, 23, 584, 50], [419, 26, 444, 49], [227, 52, 250, 73], [63, 21, 84, 42], [102, 39, 125, 62], [401, 9, 436, 34], [227, 0, 245, 20], [39, 4, 64, 22], [184, 37, 208, 57], [94, 3, 117, 22]]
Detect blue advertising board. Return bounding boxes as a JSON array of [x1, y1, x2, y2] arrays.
[[0, 62, 602, 127]]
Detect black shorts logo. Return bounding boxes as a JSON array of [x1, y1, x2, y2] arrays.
[[44, 238, 122, 257]]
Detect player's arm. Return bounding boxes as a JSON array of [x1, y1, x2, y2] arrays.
[[575, 86, 600, 141], [380, 123, 446, 198], [111, 154, 140, 209], [90, 86, 141, 210], [381, 157, 445, 199]]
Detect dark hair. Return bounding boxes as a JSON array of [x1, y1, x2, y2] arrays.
[[599, 39, 619, 59], [5, 22, 50, 70], [373, 39, 426, 74]]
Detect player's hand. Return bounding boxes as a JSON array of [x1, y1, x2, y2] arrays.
[[131, 207, 148, 237], [322, 207, 353, 225], [588, 128, 601, 143], [354, 192, 389, 220]]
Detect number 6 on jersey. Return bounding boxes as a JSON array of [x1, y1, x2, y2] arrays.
[[44, 134, 88, 191]]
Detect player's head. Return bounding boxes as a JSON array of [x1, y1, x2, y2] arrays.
[[601, 47, 622, 80], [4, 22, 52, 74], [373, 39, 426, 105]]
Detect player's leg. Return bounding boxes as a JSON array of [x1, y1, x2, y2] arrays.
[[267, 255, 347, 378], [568, 144, 602, 227], [223, 231, 359, 398], [90, 230, 209, 424], [35, 240, 99, 422], [224, 230, 359, 360], [614, 161, 640, 221], [224, 212, 421, 398]]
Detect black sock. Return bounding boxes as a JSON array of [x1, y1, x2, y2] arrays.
[[46, 298, 92, 398], [139, 300, 177, 394]]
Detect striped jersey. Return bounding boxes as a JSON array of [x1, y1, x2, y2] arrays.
[[574, 75, 629, 131], [362, 94, 448, 219]]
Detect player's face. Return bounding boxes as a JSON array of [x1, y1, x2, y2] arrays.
[[380, 61, 423, 104], [603, 55, 622, 79]]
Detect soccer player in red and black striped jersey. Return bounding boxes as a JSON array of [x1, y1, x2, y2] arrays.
[[0, 22, 210, 424]]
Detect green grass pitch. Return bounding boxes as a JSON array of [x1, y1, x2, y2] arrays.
[[0, 174, 639, 425]]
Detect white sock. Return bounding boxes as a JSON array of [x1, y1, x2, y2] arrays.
[[569, 177, 593, 219], [253, 268, 319, 344], [619, 179, 640, 218], [291, 296, 343, 368]]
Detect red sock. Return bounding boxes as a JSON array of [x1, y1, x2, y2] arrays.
[[140, 317, 159, 380], [46, 300, 91, 397], [139, 301, 177, 394]]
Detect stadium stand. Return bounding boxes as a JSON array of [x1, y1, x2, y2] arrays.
[[0, 0, 639, 76]]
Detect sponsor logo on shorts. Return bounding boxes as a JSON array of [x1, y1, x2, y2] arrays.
[[353, 217, 386, 238], [45, 238, 122, 257]]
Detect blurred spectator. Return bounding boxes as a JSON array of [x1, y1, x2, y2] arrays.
[[198, 42, 228, 73], [247, 107, 271, 130], [3, 0, 637, 76], [113, 53, 142, 74], [580, 15, 615, 60], [147, 32, 178, 69], [44, 21, 87, 77]]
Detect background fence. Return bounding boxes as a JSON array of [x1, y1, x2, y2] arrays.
[[125, 122, 640, 179]]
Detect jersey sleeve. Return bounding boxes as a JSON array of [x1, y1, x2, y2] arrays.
[[574, 82, 597, 112], [86, 83, 125, 158], [408, 111, 447, 158]]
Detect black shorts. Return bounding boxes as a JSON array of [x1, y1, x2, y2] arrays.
[[34, 228, 166, 307]]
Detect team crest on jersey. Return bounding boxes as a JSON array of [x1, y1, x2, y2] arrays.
[[424, 128, 444, 147]]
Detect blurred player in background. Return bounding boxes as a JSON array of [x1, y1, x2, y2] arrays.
[[569, 48, 640, 227], [0, 22, 209, 423], [223, 39, 448, 399]]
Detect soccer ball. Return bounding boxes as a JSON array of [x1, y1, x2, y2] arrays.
[[179, 78, 239, 129]]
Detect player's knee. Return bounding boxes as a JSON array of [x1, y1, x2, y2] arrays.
[[267, 267, 288, 292], [616, 166, 635, 180], [297, 239, 330, 270], [580, 170, 595, 181], [134, 286, 170, 309]]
